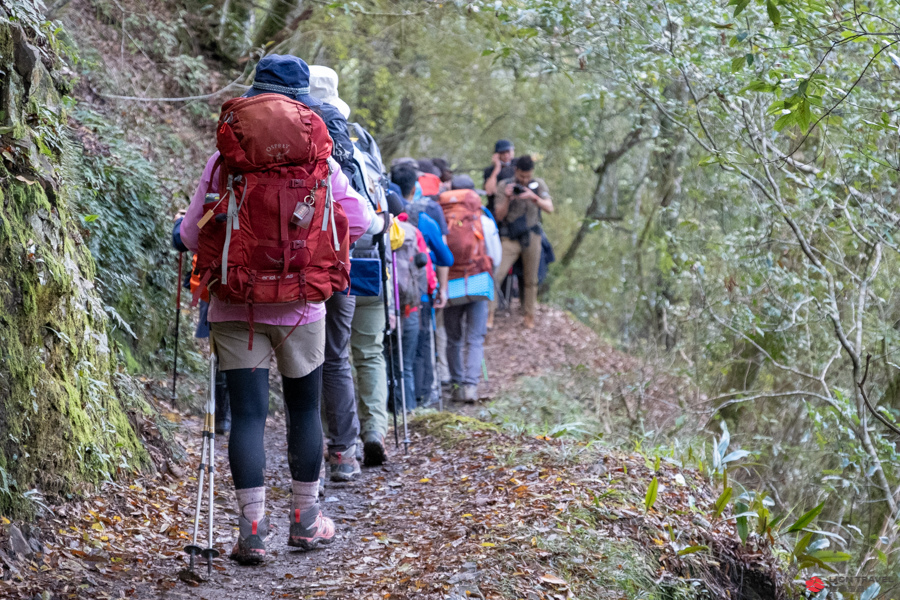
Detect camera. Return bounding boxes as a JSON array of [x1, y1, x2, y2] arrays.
[[513, 181, 539, 196]]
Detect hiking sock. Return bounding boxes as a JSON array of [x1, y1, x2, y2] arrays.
[[282, 365, 324, 482], [291, 481, 319, 515], [235, 486, 266, 523]]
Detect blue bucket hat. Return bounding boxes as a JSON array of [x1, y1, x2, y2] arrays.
[[244, 54, 321, 107]]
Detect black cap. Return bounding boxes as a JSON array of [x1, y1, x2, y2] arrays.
[[494, 139, 513, 153], [386, 190, 406, 217], [417, 159, 441, 177]]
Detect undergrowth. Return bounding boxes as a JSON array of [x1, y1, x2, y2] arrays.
[[69, 107, 177, 371]]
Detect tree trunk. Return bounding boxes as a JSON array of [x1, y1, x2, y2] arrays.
[[252, 0, 301, 49], [0, 10, 149, 515], [559, 126, 644, 268]]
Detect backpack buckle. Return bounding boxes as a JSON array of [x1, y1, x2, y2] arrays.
[[290, 179, 311, 188], [291, 240, 307, 250]]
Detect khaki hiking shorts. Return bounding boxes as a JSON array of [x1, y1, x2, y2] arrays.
[[210, 319, 326, 378]]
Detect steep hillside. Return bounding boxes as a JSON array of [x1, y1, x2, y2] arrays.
[[0, 0, 155, 515]]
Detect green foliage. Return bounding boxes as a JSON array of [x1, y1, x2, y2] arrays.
[[0, 6, 150, 515], [70, 108, 176, 371], [644, 476, 658, 512]]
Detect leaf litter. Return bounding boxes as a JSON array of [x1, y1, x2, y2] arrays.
[[0, 308, 786, 599]]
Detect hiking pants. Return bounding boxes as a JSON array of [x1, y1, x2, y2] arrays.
[[322, 293, 359, 453], [414, 297, 437, 406], [492, 232, 542, 319], [444, 300, 489, 386], [351, 296, 389, 438], [386, 310, 419, 412], [211, 320, 326, 490], [435, 309, 449, 383]]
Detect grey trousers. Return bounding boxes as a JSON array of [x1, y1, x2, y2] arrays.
[[322, 293, 359, 452], [444, 300, 489, 386], [435, 309, 449, 383]]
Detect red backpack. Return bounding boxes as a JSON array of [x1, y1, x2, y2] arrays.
[[438, 189, 493, 280], [193, 94, 350, 316]]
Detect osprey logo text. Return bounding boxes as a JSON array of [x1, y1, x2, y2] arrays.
[[266, 143, 291, 162]]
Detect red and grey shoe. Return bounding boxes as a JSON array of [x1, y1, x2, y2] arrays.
[[330, 445, 361, 482], [229, 515, 269, 565], [287, 505, 335, 550]]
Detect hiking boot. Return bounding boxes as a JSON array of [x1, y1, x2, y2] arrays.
[[450, 384, 465, 402], [288, 505, 336, 551], [463, 384, 478, 403], [524, 314, 535, 329], [362, 431, 386, 467], [329, 445, 361, 482], [229, 515, 269, 565]]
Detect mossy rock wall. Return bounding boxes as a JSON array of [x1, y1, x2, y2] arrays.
[[0, 1, 148, 516]]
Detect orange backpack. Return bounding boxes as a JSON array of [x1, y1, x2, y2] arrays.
[[438, 189, 493, 280]]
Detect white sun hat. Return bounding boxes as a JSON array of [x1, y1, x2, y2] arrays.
[[308, 65, 351, 120]]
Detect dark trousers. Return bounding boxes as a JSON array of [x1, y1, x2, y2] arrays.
[[386, 309, 419, 412], [414, 297, 436, 406], [322, 293, 360, 452]]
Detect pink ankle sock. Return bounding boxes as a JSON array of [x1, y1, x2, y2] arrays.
[[235, 486, 265, 522], [291, 481, 318, 514]]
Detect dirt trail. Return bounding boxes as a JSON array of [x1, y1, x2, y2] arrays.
[[1, 306, 695, 600], [155, 415, 386, 599]]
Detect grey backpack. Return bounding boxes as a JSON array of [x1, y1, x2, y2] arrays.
[[394, 220, 428, 308]]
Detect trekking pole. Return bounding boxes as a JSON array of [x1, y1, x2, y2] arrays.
[[202, 349, 220, 577], [390, 250, 411, 454], [430, 302, 442, 412], [171, 252, 183, 406], [377, 223, 400, 449], [184, 350, 220, 577], [184, 356, 209, 572]]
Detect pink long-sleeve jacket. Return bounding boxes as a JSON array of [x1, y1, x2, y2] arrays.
[[181, 152, 370, 326]]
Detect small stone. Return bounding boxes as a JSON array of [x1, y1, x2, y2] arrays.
[[8, 525, 32, 558], [14, 41, 40, 80]]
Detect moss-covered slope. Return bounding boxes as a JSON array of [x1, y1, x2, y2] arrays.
[[0, 0, 148, 516]]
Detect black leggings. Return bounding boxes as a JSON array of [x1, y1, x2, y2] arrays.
[[225, 366, 323, 489]]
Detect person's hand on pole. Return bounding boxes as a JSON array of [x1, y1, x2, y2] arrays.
[[434, 266, 450, 309]]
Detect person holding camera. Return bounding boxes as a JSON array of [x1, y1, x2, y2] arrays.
[[491, 154, 554, 329], [483, 139, 516, 214]]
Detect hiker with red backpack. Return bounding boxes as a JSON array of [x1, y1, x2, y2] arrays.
[[179, 54, 372, 565], [439, 175, 502, 402], [388, 166, 436, 412], [397, 164, 454, 408]]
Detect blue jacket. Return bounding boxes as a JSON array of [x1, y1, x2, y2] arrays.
[[417, 212, 453, 267], [311, 103, 359, 190]]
